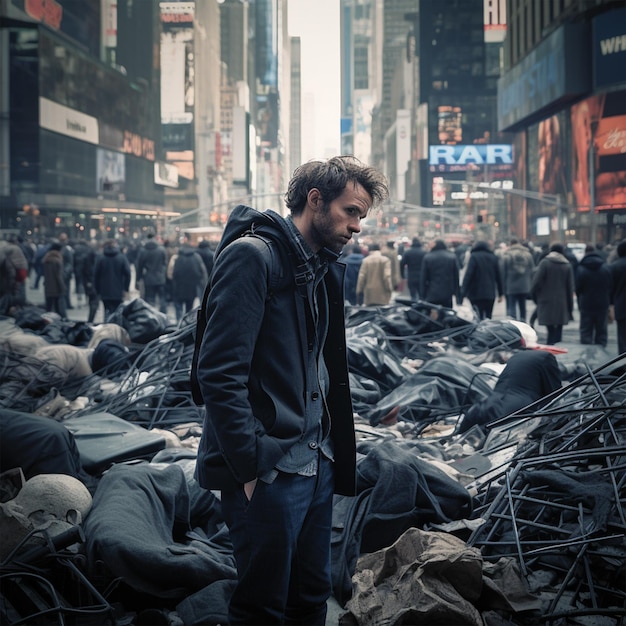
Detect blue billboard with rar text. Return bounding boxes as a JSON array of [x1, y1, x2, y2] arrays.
[[429, 144, 513, 173]]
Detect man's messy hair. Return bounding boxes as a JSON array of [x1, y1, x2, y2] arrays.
[[284, 156, 388, 216]]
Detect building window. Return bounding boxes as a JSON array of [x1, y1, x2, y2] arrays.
[[354, 45, 369, 90]]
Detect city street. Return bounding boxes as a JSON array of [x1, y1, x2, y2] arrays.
[[24, 271, 621, 361]]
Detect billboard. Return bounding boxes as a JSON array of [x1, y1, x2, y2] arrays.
[[438, 106, 462, 144], [39, 98, 99, 145], [483, 0, 506, 43], [96, 148, 125, 194], [429, 144, 513, 173], [154, 162, 179, 188], [498, 23, 590, 130], [166, 150, 194, 180], [160, 0, 194, 166], [160, 28, 194, 126], [571, 90, 626, 211], [534, 112, 568, 197], [593, 7, 626, 89], [11, 0, 100, 56]]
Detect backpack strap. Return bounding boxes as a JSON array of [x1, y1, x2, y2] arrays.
[[190, 232, 278, 406]]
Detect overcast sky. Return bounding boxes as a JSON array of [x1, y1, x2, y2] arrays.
[[288, 0, 341, 160]]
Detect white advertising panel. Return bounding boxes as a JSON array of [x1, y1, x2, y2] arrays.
[[232, 106, 248, 185], [154, 161, 179, 188], [39, 97, 99, 144]]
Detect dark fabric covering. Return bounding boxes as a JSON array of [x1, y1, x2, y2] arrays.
[[84, 462, 236, 600], [12, 308, 94, 345], [356, 440, 473, 551], [330, 491, 372, 606], [91, 338, 131, 372], [175, 579, 236, 626], [330, 440, 473, 605], [0, 409, 96, 491], [459, 349, 562, 432], [107, 298, 171, 343], [361, 355, 495, 426]]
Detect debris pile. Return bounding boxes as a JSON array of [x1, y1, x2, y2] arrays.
[[0, 298, 623, 625]]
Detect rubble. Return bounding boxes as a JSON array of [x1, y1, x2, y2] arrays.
[[0, 299, 624, 625]]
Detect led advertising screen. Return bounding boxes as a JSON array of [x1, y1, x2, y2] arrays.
[[96, 148, 125, 194], [571, 90, 626, 211]]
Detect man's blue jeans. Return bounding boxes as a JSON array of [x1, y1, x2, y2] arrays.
[[221, 456, 334, 625]]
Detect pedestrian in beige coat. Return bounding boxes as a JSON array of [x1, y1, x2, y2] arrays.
[[381, 241, 401, 291], [356, 242, 393, 305]]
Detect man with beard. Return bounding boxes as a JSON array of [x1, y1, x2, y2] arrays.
[[195, 156, 388, 625]]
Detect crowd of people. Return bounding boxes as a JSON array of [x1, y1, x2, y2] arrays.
[[0, 231, 214, 325], [0, 227, 624, 354], [342, 234, 625, 353]]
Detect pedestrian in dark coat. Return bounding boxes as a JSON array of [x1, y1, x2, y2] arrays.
[[461, 240, 503, 320], [563, 245, 579, 277], [58, 233, 74, 309], [93, 239, 131, 319], [501, 239, 535, 322], [169, 242, 208, 321], [420, 239, 460, 308], [531, 243, 574, 345], [401, 238, 427, 301], [72, 239, 91, 306], [342, 244, 365, 305], [576, 244, 612, 347], [42, 241, 67, 318], [135, 233, 168, 314], [79, 241, 100, 323], [196, 240, 215, 278], [32, 241, 50, 289], [609, 239, 626, 355]]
